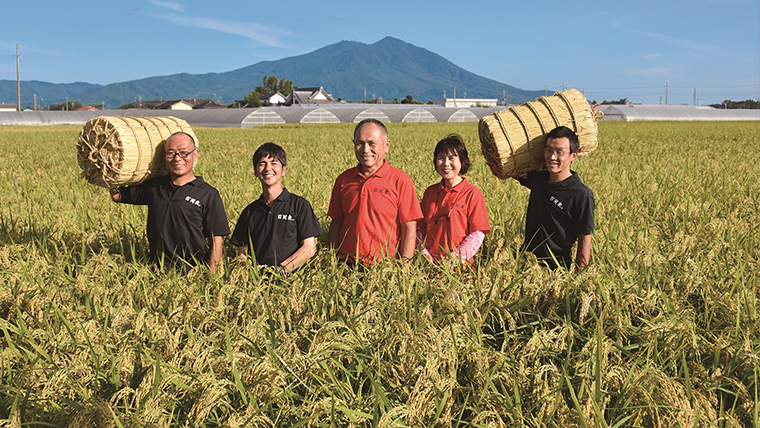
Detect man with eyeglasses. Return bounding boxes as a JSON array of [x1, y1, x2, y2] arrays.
[[516, 126, 595, 272], [109, 132, 230, 273], [327, 119, 422, 265]]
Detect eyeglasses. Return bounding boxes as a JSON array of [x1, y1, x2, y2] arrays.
[[165, 149, 196, 159], [544, 148, 568, 158]]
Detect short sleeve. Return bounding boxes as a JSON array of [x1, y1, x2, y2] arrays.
[[396, 173, 422, 224], [327, 175, 345, 222], [202, 189, 231, 238], [468, 186, 491, 234]]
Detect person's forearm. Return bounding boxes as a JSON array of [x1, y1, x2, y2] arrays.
[[208, 236, 224, 272], [399, 221, 417, 259], [575, 234, 591, 273], [450, 230, 485, 262], [328, 220, 342, 249], [280, 237, 316, 271]]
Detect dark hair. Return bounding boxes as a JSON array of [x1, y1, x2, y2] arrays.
[[354, 118, 388, 141], [168, 131, 196, 149], [545, 126, 580, 153], [252, 142, 287, 168], [433, 134, 471, 175]]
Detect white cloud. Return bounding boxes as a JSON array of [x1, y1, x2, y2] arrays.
[[150, 1, 183, 12], [155, 13, 290, 47]]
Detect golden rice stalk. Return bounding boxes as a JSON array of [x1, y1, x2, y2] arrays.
[[76, 116, 198, 188], [479, 89, 601, 179]]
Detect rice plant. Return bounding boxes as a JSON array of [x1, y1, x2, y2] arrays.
[[0, 121, 758, 427]]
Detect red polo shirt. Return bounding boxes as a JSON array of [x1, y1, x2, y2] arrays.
[[328, 160, 422, 264], [419, 177, 490, 262]]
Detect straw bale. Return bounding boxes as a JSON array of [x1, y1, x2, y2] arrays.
[[479, 89, 602, 179], [76, 116, 198, 188]]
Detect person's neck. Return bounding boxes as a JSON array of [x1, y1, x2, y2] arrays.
[[443, 175, 463, 189], [262, 185, 284, 205], [170, 173, 196, 186], [548, 170, 572, 184], [360, 160, 384, 177]]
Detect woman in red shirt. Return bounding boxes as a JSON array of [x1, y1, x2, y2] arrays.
[[418, 134, 491, 264]]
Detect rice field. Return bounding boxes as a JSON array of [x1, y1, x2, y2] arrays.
[[0, 120, 758, 427]]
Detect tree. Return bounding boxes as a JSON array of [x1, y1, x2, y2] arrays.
[[244, 92, 262, 108], [255, 75, 293, 96], [600, 98, 629, 105], [708, 99, 760, 109], [49, 100, 82, 111], [401, 94, 423, 105]]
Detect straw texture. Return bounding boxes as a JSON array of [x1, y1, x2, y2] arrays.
[[76, 116, 198, 188], [479, 89, 601, 179]]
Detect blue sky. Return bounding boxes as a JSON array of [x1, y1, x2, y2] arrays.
[[1, 0, 758, 105]]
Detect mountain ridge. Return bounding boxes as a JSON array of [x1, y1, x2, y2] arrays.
[[1, 37, 545, 108]]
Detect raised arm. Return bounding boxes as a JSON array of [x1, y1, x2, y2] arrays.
[[109, 188, 121, 203]]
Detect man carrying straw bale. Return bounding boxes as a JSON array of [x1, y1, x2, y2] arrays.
[[328, 119, 422, 265], [515, 126, 595, 273], [109, 132, 230, 273]]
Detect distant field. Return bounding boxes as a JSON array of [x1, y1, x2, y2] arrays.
[[0, 121, 758, 426]]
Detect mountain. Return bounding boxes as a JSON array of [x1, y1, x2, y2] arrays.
[[2, 37, 545, 108]]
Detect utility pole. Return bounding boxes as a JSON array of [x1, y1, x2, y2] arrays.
[[693, 88, 696, 106], [16, 44, 20, 112], [453, 87, 456, 107], [665, 82, 668, 105], [561, 83, 565, 91], [34, 94, 37, 111], [544, 86, 547, 97]]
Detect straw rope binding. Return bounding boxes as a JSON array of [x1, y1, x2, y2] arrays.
[[76, 116, 198, 188], [479, 89, 599, 179]]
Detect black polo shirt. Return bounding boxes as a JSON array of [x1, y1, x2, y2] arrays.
[[119, 175, 230, 271], [518, 169, 594, 269], [230, 188, 322, 267]]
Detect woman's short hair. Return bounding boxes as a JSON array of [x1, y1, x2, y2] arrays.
[[433, 134, 471, 175]]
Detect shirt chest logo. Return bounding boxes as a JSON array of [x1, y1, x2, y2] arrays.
[[372, 187, 391, 196], [277, 214, 294, 221], [549, 196, 564, 210], [185, 196, 202, 207]]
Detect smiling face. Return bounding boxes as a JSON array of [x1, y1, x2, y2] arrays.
[[353, 122, 389, 176], [436, 150, 462, 183], [544, 136, 578, 181], [255, 155, 286, 189], [164, 133, 197, 183]]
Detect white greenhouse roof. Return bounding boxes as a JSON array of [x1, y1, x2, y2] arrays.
[[597, 104, 760, 121], [8, 104, 755, 128]]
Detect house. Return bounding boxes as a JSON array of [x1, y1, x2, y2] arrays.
[[192, 100, 227, 109], [260, 92, 287, 105], [284, 87, 338, 105], [0, 103, 17, 112], [154, 100, 194, 110], [76, 104, 99, 111]]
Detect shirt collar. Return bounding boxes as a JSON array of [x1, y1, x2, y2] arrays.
[[437, 176, 468, 192], [257, 188, 291, 204], [549, 170, 579, 188], [355, 159, 389, 178]]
